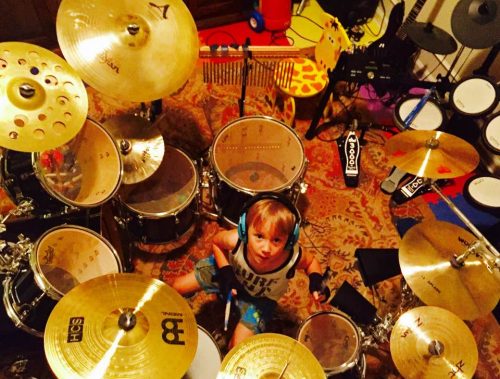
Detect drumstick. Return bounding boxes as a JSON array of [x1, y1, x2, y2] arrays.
[[224, 291, 232, 332], [403, 87, 435, 129]]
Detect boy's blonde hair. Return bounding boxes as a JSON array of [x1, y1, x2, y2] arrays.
[[246, 198, 296, 239]]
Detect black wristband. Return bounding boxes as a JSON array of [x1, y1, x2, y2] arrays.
[[308, 272, 323, 294]]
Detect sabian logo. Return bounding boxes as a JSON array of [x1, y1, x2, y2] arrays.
[[67, 317, 84, 343]]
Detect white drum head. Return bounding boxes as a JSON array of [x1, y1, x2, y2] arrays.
[[396, 97, 443, 130], [452, 77, 498, 116], [484, 115, 500, 153], [183, 326, 222, 379], [466, 176, 500, 208]]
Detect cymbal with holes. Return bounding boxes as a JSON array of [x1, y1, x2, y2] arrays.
[[102, 114, 164, 184], [385, 130, 480, 179], [44, 273, 197, 379], [390, 306, 478, 379], [219, 333, 325, 378], [56, 0, 199, 102], [399, 220, 500, 320], [0, 42, 88, 152]]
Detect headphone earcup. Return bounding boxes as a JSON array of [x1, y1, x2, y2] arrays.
[[238, 212, 247, 243], [286, 223, 300, 250]]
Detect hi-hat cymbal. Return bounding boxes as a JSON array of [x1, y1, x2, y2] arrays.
[[0, 42, 88, 152], [385, 130, 479, 179], [56, 0, 199, 102], [399, 220, 500, 320], [44, 273, 197, 379], [103, 114, 165, 184], [390, 306, 478, 379], [451, 0, 500, 48], [406, 22, 458, 55], [218, 333, 326, 378]]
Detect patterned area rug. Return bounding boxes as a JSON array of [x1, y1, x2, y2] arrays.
[[1, 61, 499, 379]]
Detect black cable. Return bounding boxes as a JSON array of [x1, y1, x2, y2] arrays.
[[363, 0, 386, 37], [288, 26, 319, 44], [291, 13, 324, 30]]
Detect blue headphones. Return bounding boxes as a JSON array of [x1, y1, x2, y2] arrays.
[[237, 192, 301, 251]]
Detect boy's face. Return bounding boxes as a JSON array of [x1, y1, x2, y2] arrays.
[[246, 220, 289, 271]]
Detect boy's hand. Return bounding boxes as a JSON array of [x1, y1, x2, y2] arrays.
[[308, 272, 331, 303], [215, 265, 245, 301]]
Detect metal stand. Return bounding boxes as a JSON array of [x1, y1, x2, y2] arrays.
[[238, 38, 252, 117]]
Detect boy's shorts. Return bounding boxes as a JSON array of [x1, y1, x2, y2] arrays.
[[194, 256, 277, 334]]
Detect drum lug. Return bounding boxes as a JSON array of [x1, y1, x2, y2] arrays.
[[299, 182, 308, 194], [113, 215, 131, 229]]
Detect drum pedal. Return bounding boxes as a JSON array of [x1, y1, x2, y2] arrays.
[[381, 166, 409, 194]]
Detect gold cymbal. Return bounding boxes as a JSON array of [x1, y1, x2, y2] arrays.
[[219, 333, 326, 378], [385, 130, 479, 179], [56, 0, 199, 102], [399, 220, 500, 320], [44, 273, 197, 379], [390, 306, 478, 379], [102, 114, 164, 184], [0, 42, 88, 152]]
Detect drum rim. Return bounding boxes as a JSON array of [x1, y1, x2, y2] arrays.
[[450, 76, 499, 117], [118, 145, 199, 218], [394, 94, 444, 131], [463, 175, 500, 214], [482, 114, 500, 154], [296, 310, 362, 374], [32, 117, 124, 209], [29, 224, 123, 299], [210, 115, 306, 193]]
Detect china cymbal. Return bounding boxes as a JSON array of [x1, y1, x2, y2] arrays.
[[218, 333, 326, 378], [56, 0, 199, 102], [103, 114, 165, 184], [451, 0, 500, 49], [44, 273, 197, 379], [385, 130, 479, 179], [390, 306, 478, 379], [0, 42, 88, 152], [399, 220, 500, 320], [406, 22, 458, 55]]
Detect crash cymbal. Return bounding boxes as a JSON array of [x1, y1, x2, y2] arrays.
[[406, 22, 458, 55], [103, 114, 164, 184], [44, 273, 197, 379], [399, 220, 500, 320], [219, 333, 326, 378], [451, 0, 500, 49], [56, 0, 199, 102], [385, 130, 479, 179], [0, 42, 88, 152], [390, 306, 478, 379]]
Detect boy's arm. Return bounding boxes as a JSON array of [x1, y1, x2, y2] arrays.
[[297, 250, 327, 301], [212, 229, 239, 268], [297, 249, 322, 275]]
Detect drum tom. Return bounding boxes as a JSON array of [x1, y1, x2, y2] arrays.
[[394, 95, 445, 131], [297, 311, 366, 378], [477, 114, 500, 176], [450, 76, 498, 117], [183, 326, 222, 379], [3, 225, 122, 336], [463, 175, 500, 216], [115, 144, 199, 246], [209, 116, 307, 225], [0, 118, 122, 217]]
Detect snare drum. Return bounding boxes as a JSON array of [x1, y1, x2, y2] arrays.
[[477, 114, 500, 176], [463, 175, 500, 216], [0, 118, 122, 217], [114, 144, 199, 246], [2, 225, 122, 336], [297, 311, 366, 378], [394, 95, 445, 131], [209, 116, 307, 225], [183, 326, 222, 379], [450, 76, 498, 117]]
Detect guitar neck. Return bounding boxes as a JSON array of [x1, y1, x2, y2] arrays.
[[397, 0, 427, 39]]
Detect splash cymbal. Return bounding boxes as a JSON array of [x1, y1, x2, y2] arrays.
[[218, 333, 326, 378], [56, 0, 199, 102], [390, 306, 478, 379], [44, 273, 197, 379], [385, 130, 479, 179], [399, 220, 500, 320], [0, 42, 88, 152], [102, 114, 164, 184]]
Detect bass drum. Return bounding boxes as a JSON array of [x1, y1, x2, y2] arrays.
[[477, 114, 500, 176], [114, 144, 199, 250], [450, 76, 498, 117], [296, 311, 366, 378], [2, 225, 122, 337], [0, 118, 122, 218], [393, 94, 445, 131], [209, 116, 307, 225]]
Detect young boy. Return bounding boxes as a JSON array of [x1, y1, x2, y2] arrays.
[[172, 193, 329, 350]]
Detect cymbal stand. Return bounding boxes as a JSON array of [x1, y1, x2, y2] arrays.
[[0, 234, 32, 275], [430, 181, 500, 259], [238, 38, 252, 117], [0, 199, 34, 234]]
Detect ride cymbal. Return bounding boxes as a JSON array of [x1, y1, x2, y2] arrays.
[[385, 130, 479, 179], [44, 273, 197, 379], [218, 333, 326, 378], [390, 306, 478, 379], [406, 22, 458, 55], [102, 114, 164, 184], [0, 42, 88, 152], [399, 220, 500, 320], [56, 0, 199, 102]]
